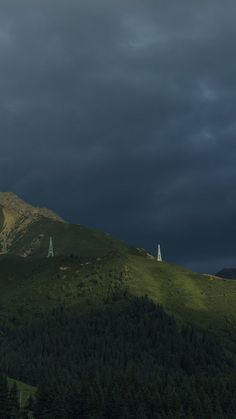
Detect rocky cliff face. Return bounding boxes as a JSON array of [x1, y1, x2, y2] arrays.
[[0, 192, 65, 254]]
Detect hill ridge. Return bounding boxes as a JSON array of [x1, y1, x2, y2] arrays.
[[0, 192, 134, 258], [0, 192, 65, 222], [0, 192, 65, 255]]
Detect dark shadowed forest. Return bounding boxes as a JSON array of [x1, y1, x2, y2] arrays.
[[0, 296, 236, 418]]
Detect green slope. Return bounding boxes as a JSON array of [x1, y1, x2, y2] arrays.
[[9, 217, 135, 258], [0, 253, 127, 319], [0, 198, 236, 354], [2, 194, 236, 412], [0, 249, 236, 354], [126, 255, 236, 353]]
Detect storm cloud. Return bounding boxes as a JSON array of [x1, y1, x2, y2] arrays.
[[1, 0, 236, 272]]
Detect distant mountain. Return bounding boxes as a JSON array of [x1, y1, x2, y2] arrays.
[[216, 268, 236, 279]]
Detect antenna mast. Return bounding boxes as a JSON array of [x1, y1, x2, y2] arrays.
[[47, 236, 54, 258], [157, 244, 162, 262]]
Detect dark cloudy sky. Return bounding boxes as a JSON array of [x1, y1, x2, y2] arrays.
[[1, 0, 236, 272]]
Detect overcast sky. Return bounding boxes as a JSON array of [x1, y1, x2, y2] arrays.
[[1, 0, 236, 272]]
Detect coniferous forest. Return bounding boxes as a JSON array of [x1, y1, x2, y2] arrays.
[[0, 296, 236, 418], [0, 376, 21, 419]]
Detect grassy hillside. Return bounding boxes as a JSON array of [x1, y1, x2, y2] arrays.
[[2, 195, 236, 416], [9, 217, 134, 258], [0, 253, 127, 319], [0, 192, 235, 353], [126, 255, 236, 353], [0, 250, 236, 353]]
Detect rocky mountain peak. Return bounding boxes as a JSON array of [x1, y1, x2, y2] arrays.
[[0, 192, 65, 223], [0, 192, 65, 254]]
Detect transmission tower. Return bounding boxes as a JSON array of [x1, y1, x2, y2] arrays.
[[157, 244, 162, 262], [47, 236, 54, 258]]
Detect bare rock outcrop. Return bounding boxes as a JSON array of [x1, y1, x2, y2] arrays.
[[0, 192, 65, 253]]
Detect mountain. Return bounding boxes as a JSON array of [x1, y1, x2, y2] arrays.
[[1, 193, 236, 416], [0, 193, 235, 354], [0, 192, 133, 258], [0, 192, 64, 256], [216, 268, 236, 280]]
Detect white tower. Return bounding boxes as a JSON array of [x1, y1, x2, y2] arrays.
[[47, 236, 54, 258], [157, 244, 162, 262]]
